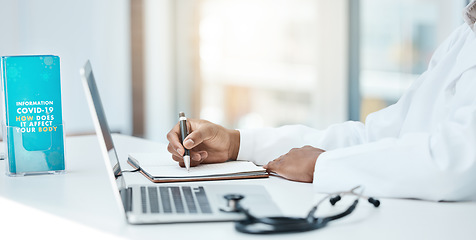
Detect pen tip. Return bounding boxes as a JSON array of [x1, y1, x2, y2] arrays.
[[179, 112, 185, 117]]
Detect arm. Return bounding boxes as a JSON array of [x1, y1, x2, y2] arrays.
[[314, 71, 476, 201]]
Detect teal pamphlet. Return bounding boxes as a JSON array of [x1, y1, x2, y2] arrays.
[[1, 55, 65, 176]]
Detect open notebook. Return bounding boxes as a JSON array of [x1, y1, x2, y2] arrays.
[[127, 152, 268, 183]]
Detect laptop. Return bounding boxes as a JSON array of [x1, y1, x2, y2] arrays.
[[80, 60, 281, 224]]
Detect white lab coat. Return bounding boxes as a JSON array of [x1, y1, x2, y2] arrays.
[[237, 10, 476, 201]]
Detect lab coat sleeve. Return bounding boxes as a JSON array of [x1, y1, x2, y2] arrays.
[[314, 68, 476, 201], [236, 80, 415, 166], [237, 125, 326, 166], [237, 121, 368, 166]]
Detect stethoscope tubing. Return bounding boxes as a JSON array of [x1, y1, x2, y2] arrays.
[[230, 185, 378, 234]]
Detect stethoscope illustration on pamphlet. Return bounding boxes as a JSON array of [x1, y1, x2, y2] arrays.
[[220, 185, 380, 234]]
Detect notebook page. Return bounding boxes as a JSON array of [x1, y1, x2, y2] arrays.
[[128, 152, 265, 178]]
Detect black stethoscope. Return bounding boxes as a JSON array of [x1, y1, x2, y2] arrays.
[[221, 186, 380, 234]]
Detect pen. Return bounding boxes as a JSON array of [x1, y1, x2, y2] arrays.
[[179, 112, 191, 172]]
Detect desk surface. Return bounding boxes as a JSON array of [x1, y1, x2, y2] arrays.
[[1, 134, 476, 239]]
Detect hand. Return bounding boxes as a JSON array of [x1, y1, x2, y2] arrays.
[[167, 119, 240, 167], [263, 145, 325, 183]]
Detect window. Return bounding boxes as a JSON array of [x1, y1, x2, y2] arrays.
[[198, 0, 321, 128], [141, 1, 347, 140], [358, 0, 467, 120]]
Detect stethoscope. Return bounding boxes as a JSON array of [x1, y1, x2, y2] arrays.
[[220, 186, 380, 234]]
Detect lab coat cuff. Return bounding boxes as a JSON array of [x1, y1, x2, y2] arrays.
[[236, 129, 255, 161], [313, 151, 330, 186], [312, 150, 353, 193]]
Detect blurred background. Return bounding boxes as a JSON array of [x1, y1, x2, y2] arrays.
[[0, 0, 470, 142]]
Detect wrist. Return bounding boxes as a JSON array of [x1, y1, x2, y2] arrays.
[[228, 129, 240, 160]]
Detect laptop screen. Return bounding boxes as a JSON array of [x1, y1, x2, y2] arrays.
[[80, 61, 126, 193]]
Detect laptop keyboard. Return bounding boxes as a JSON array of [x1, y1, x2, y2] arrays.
[[139, 186, 212, 214]]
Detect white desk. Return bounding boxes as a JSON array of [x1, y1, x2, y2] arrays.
[[1, 134, 476, 239]]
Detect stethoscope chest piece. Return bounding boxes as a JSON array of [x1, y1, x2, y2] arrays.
[[221, 194, 245, 213]]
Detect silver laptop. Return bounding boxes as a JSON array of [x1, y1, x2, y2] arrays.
[[80, 60, 280, 224]]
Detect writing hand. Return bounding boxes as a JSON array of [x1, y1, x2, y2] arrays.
[[166, 119, 240, 167]]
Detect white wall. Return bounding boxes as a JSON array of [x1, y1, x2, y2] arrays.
[[313, 0, 349, 127], [0, 0, 131, 135], [143, 0, 176, 142]]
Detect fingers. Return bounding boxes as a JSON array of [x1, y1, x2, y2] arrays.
[[192, 151, 208, 162], [167, 119, 212, 151], [264, 149, 296, 172], [166, 123, 185, 156], [167, 120, 208, 168], [176, 153, 206, 167], [167, 119, 225, 168], [171, 149, 209, 168], [263, 156, 282, 173], [178, 158, 203, 168], [167, 143, 182, 159]]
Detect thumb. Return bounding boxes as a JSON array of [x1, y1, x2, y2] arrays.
[[182, 137, 195, 150], [183, 126, 212, 149]]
